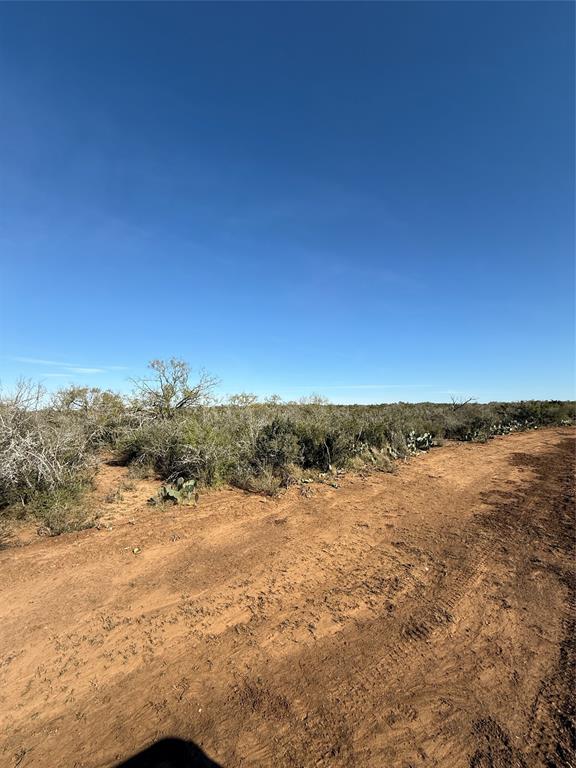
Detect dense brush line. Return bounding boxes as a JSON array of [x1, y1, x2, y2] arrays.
[[1, 361, 574, 535]]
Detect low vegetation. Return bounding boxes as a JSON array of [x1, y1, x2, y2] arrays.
[[1, 359, 574, 536]]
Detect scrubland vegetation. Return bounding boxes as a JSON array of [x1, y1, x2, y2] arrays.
[[1, 359, 574, 536]]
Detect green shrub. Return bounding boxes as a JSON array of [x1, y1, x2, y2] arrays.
[[114, 420, 188, 479], [25, 480, 95, 536], [252, 419, 301, 470]]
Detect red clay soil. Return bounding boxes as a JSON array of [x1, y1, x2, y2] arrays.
[[0, 428, 574, 768]]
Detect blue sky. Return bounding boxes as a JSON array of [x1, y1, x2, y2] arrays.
[[0, 2, 574, 403]]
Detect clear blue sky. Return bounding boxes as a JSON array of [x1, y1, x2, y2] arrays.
[[0, 2, 574, 403]]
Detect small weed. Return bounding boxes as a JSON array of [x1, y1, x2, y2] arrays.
[[104, 489, 123, 503], [233, 467, 284, 496]]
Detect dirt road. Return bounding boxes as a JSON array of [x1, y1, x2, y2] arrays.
[[1, 428, 574, 768]]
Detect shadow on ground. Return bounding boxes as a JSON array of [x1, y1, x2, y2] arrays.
[[116, 738, 222, 768]]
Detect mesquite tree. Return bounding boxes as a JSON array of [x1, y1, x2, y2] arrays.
[[131, 359, 218, 420]]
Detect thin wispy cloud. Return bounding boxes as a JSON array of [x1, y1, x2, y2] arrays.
[[16, 357, 71, 366], [69, 367, 106, 374], [14, 357, 128, 375], [291, 384, 444, 390]]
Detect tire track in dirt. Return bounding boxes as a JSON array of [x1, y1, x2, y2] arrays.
[[205, 435, 575, 767]]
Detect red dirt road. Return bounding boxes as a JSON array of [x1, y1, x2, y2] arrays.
[[1, 428, 574, 768]]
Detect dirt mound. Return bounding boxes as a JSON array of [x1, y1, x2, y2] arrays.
[[0, 428, 574, 767]]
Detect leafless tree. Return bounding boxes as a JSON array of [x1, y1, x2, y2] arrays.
[[227, 392, 259, 407], [131, 359, 219, 419], [450, 395, 477, 411]]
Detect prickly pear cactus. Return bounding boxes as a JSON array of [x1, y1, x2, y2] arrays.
[[406, 430, 434, 453], [148, 477, 198, 506]]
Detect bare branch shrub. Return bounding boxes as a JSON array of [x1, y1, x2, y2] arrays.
[[0, 380, 96, 509]]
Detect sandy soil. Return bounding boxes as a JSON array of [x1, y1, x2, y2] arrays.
[[0, 428, 574, 768]]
